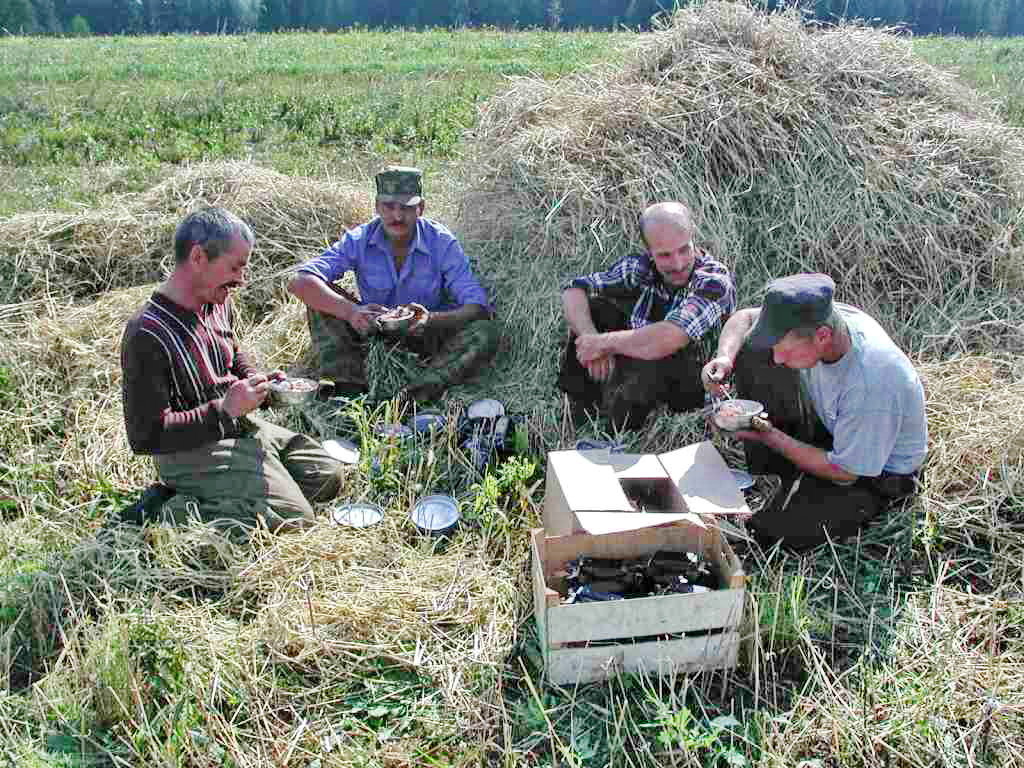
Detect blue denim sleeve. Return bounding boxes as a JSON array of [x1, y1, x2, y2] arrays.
[[296, 231, 358, 284], [440, 238, 491, 311]]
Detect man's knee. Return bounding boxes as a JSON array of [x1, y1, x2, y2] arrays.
[[751, 480, 880, 550]]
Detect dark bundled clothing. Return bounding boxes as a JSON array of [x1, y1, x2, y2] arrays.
[[121, 292, 255, 454]]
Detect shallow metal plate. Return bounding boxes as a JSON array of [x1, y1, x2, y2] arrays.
[[374, 423, 413, 439], [410, 494, 460, 534], [331, 501, 384, 528], [466, 398, 505, 420], [730, 469, 755, 491], [411, 411, 446, 434], [322, 438, 360, 464]]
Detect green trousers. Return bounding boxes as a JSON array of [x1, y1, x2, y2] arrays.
[[155, 417, 347, 533], [307, 307, 501, 401]]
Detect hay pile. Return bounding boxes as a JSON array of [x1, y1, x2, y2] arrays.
[[0, 161, 370, 315], [457, 1, 1024, 398]]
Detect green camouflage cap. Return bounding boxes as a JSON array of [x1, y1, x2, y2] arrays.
[[375, 166, 424, 206]]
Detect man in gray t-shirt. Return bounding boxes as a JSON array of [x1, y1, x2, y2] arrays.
[[701, 273, 927, 550]]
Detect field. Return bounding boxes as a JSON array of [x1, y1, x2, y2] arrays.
[[1, 19, 1024, 767]]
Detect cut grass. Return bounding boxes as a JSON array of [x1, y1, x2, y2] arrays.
[[2, 16, 1024, 768]]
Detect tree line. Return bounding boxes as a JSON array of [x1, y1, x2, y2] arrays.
[[2, 0, 1022, 38]]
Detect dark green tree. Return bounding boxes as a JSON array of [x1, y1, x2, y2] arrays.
[[0, 0, 37, 31]]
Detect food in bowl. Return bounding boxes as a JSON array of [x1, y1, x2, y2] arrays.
[[712, 399, 766, 431], [269, 377, 319, 406], [376, 304, 427, 334]]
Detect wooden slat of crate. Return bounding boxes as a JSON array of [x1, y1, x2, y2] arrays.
[[546, 631, 740, 686], [546, 588, 744, 645], [532, 529, 560, 651]]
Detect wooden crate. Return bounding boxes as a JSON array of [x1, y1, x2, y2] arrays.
[[531, 522, 745, 685]]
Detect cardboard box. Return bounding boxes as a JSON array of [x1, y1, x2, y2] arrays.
[[531, 519, 746, 685], [542, 441, 750, 537]]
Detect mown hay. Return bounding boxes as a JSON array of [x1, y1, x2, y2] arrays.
[[0, 161, 370, 314], [457, 1, 1024, 399], [761, 585, 1024, 767]]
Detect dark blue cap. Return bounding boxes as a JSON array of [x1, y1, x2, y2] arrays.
[[748, 273, 835, 349]]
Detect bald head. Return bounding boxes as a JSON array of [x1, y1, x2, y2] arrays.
[[640, 202, 698, 287], [640, 202, 694, 243]]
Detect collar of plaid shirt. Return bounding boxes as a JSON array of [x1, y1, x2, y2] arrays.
[[628, 251, 697, 329]]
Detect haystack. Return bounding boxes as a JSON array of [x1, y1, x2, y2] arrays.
[[457, 1, 1024, 401], [0, 161, 370, 314]]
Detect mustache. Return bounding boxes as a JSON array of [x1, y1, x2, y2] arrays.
[[221, 281, 243, 289]]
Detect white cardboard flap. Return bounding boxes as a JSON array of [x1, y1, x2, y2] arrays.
[[658, 442, 750, 516], [548, 451, 634, 513]]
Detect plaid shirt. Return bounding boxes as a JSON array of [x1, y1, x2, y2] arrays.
[[564, 250, 735, 340], [297, 217, 491, 313]]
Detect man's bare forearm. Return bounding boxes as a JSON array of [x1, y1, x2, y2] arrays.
[[288, 274, 353, 320], [562, 288, 598, 337], [599, 322, 689, 360], [714, 308, 760, 361], [760, 426, 858, 485]]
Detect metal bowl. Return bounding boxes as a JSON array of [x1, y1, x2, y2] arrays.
[[410, 494, 460, 536], [269, 377, 319, 407], [330, 501, 384, 528], [574, 438, 627, 453], [322, 438, 360, 464], [730, 468, 755, 491], [712, 399, 766, 432], [466, 398, 505, 420], [376, 308, 415, 335], [373, 422, 414, 440]]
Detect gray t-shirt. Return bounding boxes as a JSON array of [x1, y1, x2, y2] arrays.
[[800, 304, 927, 476]]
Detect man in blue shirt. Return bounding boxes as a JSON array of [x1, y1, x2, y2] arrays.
[[702, 273, 927, 550], [289, 166, 499, 401]]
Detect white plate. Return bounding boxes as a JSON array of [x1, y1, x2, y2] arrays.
[[331, 502, 384, 528], [466, 398, 505, 420], [322, 438, 360, 464]]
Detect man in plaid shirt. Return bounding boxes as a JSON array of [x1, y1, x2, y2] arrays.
[[559, 201, 736, 428]]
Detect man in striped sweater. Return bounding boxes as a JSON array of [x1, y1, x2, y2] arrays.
[[121, 207, 346, 532]]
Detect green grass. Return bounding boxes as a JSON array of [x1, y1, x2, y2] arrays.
[[912, 35, 1024, 126], [0, 30, 629, 214], [1, 25, 1024, 768]]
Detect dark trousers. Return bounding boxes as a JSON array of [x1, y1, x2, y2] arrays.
[[733, 345, 917, 550], [557, 297, 707, 430]]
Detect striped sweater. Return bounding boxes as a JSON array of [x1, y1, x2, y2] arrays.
[[121, 292, 257, 454]]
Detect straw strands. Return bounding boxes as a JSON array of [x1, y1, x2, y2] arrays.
[[761, 585, 1024, 766], [457, 1, 1024, 398], [0, 161, 370, 313]]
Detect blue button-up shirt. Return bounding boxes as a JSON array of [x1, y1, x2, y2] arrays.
[[297, 217, 491, 313]]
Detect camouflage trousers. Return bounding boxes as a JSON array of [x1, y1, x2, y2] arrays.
[[307, 307, 501, 402], [155, 417, 348, 533]]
